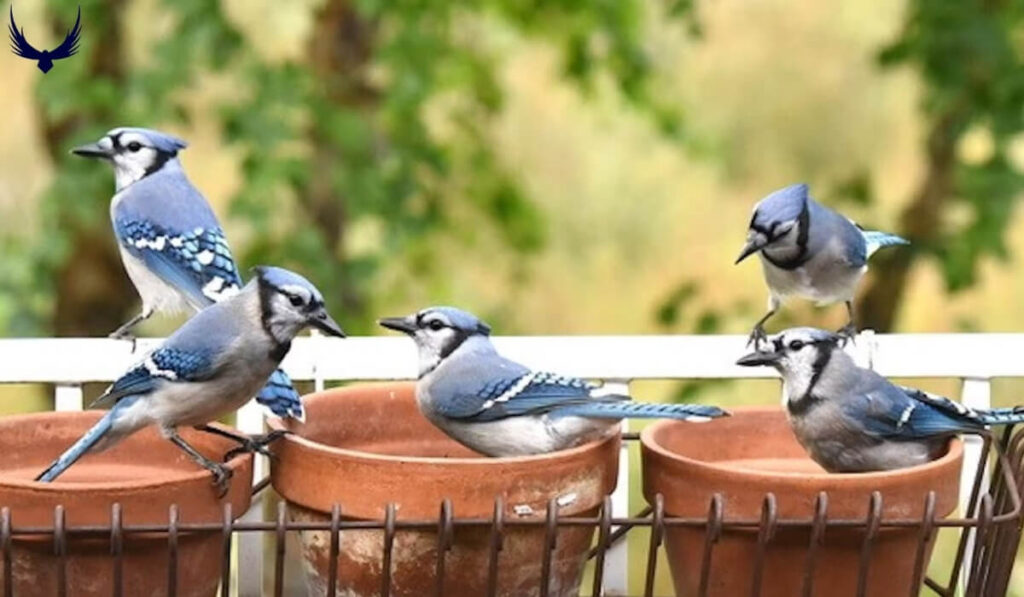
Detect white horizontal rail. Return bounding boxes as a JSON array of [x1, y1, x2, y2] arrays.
[[3, 333, 1024, 383]]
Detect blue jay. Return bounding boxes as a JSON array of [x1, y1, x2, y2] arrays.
[[735, 184, 908, 345], [379, 306, 728, 456], [71, 127, 304, 420], [35, 267, 344, 494], [735, 327, 1024, 473]]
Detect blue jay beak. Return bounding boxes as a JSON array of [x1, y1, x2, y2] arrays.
[[310, 310, 345, 337], [378, 316, 417, 335], [71, 141, 113, 159], [735, 238, 766, 264], [736, 350, 782, 367]]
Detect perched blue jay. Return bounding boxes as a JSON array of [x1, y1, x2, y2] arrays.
[[72, 127, 304, 420], [35, 267, 344, 494], [735, 184, 908, 345], [379, 306, 728, 456], [736, 327, 1024, 472]]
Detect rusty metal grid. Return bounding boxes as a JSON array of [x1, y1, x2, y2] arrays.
[[3, 427, 1024, 597]]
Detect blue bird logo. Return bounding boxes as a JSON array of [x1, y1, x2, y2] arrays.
[[8, 5, 81, 73]]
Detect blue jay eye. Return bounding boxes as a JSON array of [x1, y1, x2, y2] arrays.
[[127, 141, 142, 152], [288, 295, 303, 307], [427, 320, 444, 331], [788, 340, 805, 350]]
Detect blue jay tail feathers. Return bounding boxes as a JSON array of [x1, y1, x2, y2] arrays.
[[977, 406, 1024, 426], [35, 399, 136, 482], [257, 369, 305, 421], [552, 401, 729, 422], [862, 230, 910, 258]]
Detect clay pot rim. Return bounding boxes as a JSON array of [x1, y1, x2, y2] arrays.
[[1, 411, 252, 494], [641, 405, 964, 482], [269, 410, 615, 467]]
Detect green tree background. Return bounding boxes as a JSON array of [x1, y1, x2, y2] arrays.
[[0, 0, 1023, 593]]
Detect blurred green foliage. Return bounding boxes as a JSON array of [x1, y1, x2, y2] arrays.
[[0, 0, 696, 335]]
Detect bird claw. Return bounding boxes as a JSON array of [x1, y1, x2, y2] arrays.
[[210, 463, 233, 498], [222, 430, 291, 462], [746, 325, 768, 349], [836, 323, 858, 346]]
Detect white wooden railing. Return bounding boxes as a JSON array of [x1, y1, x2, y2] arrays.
[[0, 331, 1014, 596]]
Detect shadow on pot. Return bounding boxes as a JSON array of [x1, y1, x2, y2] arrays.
[[641, 406, 962, 597], [268, 382, 620, 597], [0, 410, 253, 597]]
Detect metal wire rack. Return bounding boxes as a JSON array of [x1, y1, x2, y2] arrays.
[[1, 428, 1023, 597]]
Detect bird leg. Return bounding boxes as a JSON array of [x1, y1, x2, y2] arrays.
[[747, 309, 776, 348], [193, 424, 291, 462], [167, 430, 233, 497], [109, 308, 154, 351], [836, 301, 858, 345]]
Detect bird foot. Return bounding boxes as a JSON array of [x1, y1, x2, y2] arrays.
[[209, 462, 234, 498], [223, 430, 291, 462], [108, 329, 138, 352], [836, 323, 858, 346], [746, 325, 768, 349]]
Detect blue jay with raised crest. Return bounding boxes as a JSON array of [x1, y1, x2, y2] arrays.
[[71, 127, 305, 420], [736, 327, 1024, 472], [735, 184, 908, 346], [35, 267, 344, 494], [379, 306, 728, 456]]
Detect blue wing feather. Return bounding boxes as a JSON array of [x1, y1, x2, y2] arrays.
[[95, 347, 217, 405], [256, 369, 305, 419], [115, 218, 243, 308], [854, 384, 983, 440], [440, 372, 606, 422]]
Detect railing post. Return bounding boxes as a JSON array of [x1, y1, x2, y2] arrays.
[[959, 377, 991, 596], [603, 379, 631, 595], [236, 401, 266, 597], [54, 384, 83, 412]]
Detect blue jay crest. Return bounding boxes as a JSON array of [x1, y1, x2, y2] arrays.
[[8, 5, 81, 73]]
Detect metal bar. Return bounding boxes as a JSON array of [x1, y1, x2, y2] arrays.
[[54, 505, 67, 597], [949, 435, 994, 592], [698, 494, 724, 597], [540, 497, 558, 597], [643, 494, 665, 597], [273, 501, 287, 597], [800, 492, 827, 597], [381, 503, 396, 597], [855, 492, 882, 597], [111, 503, 123, 597], [326, 504, 340, 597], [590, 496, 613, 597], [1, 507, 11, 597], [434, 499, 453, 597], [908, 492, 936, 597], [486, 497, 504, 597], [220, 503, 233, 597], [750, 494, 777, 597], [167, 504, 179, 597], [965, 494, 994, 597]]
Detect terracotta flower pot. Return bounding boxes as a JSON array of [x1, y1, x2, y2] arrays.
[[641, 406, 962, 597], [269, 383, 620, 597], [0, 411, 253, 597]]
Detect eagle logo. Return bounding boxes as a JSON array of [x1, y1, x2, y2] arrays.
[[8, 5, 82, 73]]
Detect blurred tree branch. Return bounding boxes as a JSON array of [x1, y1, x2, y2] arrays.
[[857, 0, 1024, 331]]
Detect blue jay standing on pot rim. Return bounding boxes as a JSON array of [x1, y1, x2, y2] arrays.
[[72, 127, 305, 420], [379, 306, 729, 457], [735, 184, 908, 346], [735, 327, 1024, 473], [35, 267, 344, 495]]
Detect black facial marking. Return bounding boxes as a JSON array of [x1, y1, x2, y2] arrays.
[[802, 340, 833, 402], [761, 201, 811, 270], [269, 340, 291, 363], [143, 148, 174, 177], [438, 328, 472, 361], [257, 279, 292, 358]]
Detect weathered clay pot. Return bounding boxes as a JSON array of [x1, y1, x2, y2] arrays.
[[0, 411, 253, 597], [641, 406, 963, 597], [269, 383, 620, 597]]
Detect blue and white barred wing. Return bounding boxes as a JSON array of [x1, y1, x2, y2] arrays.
[[439, 371, 602, 422], [854, 384, 984, 440], [114, 217, 243, 308], [257, 369, 305, 420], [94, 347, 218, 405]]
